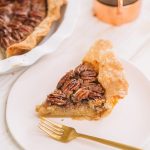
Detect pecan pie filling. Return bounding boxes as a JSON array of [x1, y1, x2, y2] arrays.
[[0, 0, 46, 50], [45, 62, 106, 113]]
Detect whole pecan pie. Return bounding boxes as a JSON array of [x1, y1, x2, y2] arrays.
[[0, 0, 66, 58], [36, 40, 128, 120]]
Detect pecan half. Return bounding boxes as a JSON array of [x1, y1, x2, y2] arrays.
[[18, 25, 33, 36], [0, 6, 12, 16], [80, 70, 97, 83], [89, 90, 104, 100], [0, 26, 10, 36], [11, 29, 24, 41], [46, 90, 67, 106], [57, 70, 74, 89], [0, 0, 13, 6], [72, 87, 90, 103], [89, 84, 105, 94], [82, 82, 96, 87], [62, 79, 81, 96], [0, 35, 13, 48], [75, 62, 95, 75], [75, 62, 98, 83], [8, 20, 22, 29], [14, 8, 28, 22], [81, 70, 97, 77], [29, 10, 45, 20], [25, 18, 41, 27]]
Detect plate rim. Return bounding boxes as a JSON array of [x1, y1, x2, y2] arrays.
[[5, 57, 150, 150]]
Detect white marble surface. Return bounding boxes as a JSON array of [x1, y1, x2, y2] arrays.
[[0, 0, 150, 149]]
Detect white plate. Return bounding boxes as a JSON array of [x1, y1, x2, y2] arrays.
[[0, 0, 80, 74], [6, 51, 150, 150]]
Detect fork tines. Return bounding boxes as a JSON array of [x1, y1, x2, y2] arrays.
[[39, 117, 64, 140]]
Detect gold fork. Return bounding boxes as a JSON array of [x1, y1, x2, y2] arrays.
[[39, 117, 142, 150]]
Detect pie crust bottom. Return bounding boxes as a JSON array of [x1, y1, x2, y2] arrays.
[[36, 103, 109, 120]]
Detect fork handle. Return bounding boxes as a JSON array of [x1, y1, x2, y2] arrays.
[[77, 133, 142, 150]]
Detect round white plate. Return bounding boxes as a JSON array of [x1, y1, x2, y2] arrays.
[[6, 50, 150, 150]]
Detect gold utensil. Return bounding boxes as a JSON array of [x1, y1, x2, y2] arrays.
[[39, 117, 142, 150]]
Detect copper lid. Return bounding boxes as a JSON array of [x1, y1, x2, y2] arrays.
[[98, 0, 138, 6]]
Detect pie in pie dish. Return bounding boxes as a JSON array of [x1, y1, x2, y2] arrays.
[[36, 40, 128, 120], [0, 0, 66, 58]]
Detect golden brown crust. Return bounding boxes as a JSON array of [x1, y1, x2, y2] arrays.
[[83, 40, 128, 113], [6, 0, 66, 57]]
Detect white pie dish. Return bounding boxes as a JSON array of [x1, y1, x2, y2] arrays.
[[0, 0, 80, 74]]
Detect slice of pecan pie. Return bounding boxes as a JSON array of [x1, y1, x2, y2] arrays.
[[36, 40, 128, 120], [0, 0, 66, 58]]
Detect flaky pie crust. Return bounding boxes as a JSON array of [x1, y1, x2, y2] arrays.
[[83, 40, 128, 116], [6, 0, 66, 57]]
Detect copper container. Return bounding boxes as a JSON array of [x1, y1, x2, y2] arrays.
[[94, 0, 141, 25]]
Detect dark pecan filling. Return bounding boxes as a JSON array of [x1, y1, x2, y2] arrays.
[[46, 63, 106, 111], [0, 0, 46, 49]]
